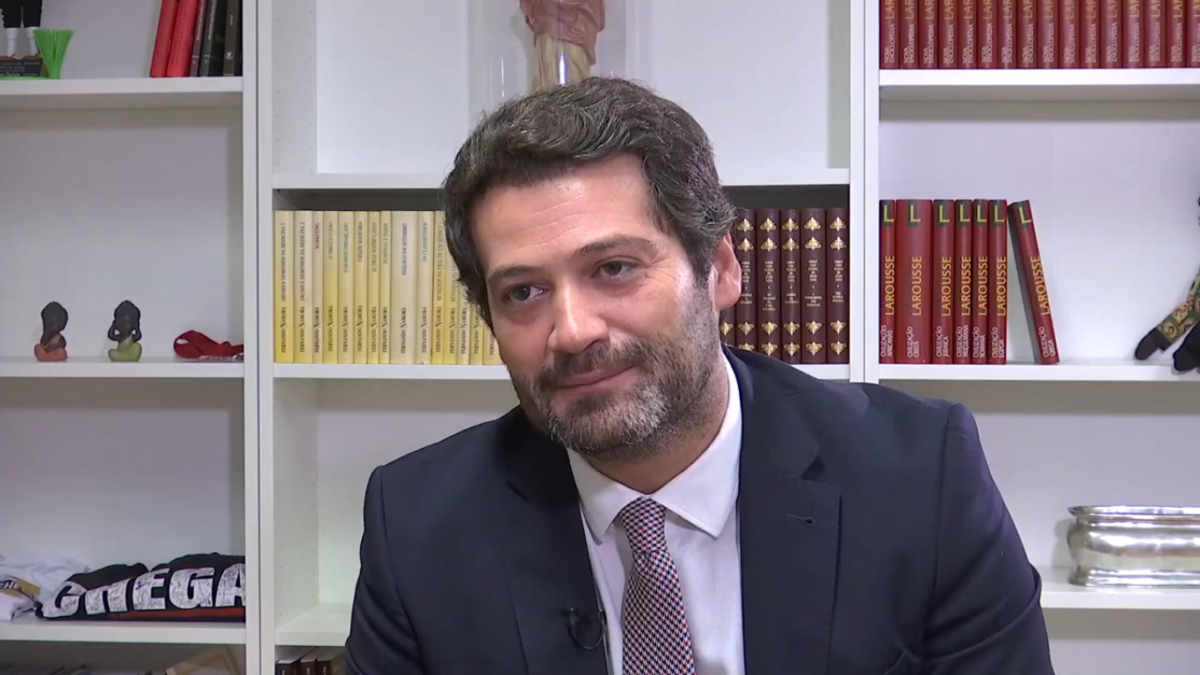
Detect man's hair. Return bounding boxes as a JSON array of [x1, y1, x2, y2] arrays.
[[440, 76, 736, 327]]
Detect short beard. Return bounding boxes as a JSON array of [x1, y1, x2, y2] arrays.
[[509, 281, 721, 464]]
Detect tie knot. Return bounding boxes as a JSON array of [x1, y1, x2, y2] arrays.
[[617, 497, 668, 554]]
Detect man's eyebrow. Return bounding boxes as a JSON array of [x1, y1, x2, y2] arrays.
[[486, 235, 658, 288]]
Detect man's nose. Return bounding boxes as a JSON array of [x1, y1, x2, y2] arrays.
[[547, 285, 608, 355]]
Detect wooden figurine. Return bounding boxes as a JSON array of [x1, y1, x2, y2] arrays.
[[107, 300, 143, 362], [34, 301, 67, 362], [520, 0, 605, 91]]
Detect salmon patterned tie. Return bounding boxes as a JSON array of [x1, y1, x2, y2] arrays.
[[617, 496, 698, 675]]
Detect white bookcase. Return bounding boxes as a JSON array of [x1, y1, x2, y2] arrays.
[[3, 0, 1200, 673]]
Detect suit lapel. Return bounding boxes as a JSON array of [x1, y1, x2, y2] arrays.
[[731, 351, 841, 675], [497, 413, 609, 675]]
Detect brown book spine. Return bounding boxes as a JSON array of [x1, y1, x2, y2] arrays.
[[1061, 0, 1082, 65], [1123, 0, 1145, 66], [756, 209, 782, 359], [979, 0, 999, 65], [800, 209, 827, 363], [826, 208, 850, 364], [933, 200, 955, 364], [1146, 0, 1166, 64], [1007, 201, 1061, 364], [733, 208, 757, 352], [1015, 0, 1037, 66], [1040, 0, 1060, 65], [902, 0, 921, 67], [988, 200, 1009, 365], [1082, 0, 1103, 64], [921, 0, 940, 66], [971, 199, 989, 364], [1101, 0, 1122, 66], [960, 0, 979, 65], [883, 0, 901, 68], [780, 210, 803, 364], [940, 0, 960, 65], [1187, 0, 1200, 65], [953, 201, 973, 364], [1000, 0, 1019, 66], [880, 201, 897, 364], [897, 199, 933, 364], [720, 216, 736, 346], [1167, 0, 1186, 65]]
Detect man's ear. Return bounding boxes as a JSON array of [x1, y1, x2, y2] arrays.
[[712, 232, 741, 312]]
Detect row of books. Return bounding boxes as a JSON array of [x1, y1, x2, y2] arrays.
[[719, 207, 851, 364], [881, 0, 1200, 69], [149, 0, 242, 77], [879, 198, 1060, 365], [273, 210, 504, 366]]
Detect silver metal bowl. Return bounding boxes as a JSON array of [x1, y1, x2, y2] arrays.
[[1066, 505, 1200, 589]]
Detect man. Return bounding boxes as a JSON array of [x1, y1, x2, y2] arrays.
[[344, 77, 1055, 674]]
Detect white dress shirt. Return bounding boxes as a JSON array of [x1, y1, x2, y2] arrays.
[[567, 354, 744, 675]]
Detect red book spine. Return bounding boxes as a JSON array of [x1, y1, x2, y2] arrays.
[[979, 0, 999, 66], [941, 0, 960, 66], [825, 209, 850, 365], [902, 0, 921, 67], [150, 0, 179, 77], [879, 201, 897, 364], [988, 200, 1009, 365], [733, 208, 757, 352], [1061, 0, 1082, 65], [882, 0, 901, 68], [1016, 0, 1038, 67], [1167, 0, 1186, 65], [165, 0, 201, 77], [798, 208, 825, 364], [1101, 0, 1123, 66], [960, 0, 980, 65], [1000, 0, 1019, 66], [1082, 0, 1103, 64], [953, 201, 973, 364], [1007, 201, 1061, 364], [1123, 0, 1145, 66], [897, 199, 933, 364], [971, 199, 989, 364], [921, 0, 940, 66], [1187, 0, 1200, 65], [933, 200, 955, 364], [780, 211, 802, 364], [1146, 0, 1166, 64], [1040, 0, 1061, 66]]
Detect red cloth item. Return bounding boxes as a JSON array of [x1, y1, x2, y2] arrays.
[[174, 331, 244, 360]]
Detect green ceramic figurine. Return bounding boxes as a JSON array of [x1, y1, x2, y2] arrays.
[[107, 300, 143, 362]]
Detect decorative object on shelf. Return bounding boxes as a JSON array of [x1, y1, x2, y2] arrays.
[[32, 27, 71, 79], [174, 330, 245, 362], [0, 0, 42, 77], [106, 299, 143, 362], [33, 300, 68, 362], [520, 0, 605, 90], [1133, 266, 1200, 373], [1066, 505, 1200, 589]]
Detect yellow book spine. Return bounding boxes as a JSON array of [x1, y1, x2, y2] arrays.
[[456, 282, 471, 364], [485, 330, 502, 365], [379, 210, 393, 364], [322, 210, 339, 363], [431, 211, 447, 364], [311, 211, 324, 364], [353, 210, 368, 364], [367, 210, 381, 364], [391, 210, 417, 364], [416, 211, 434, 364], [294, 210, 313, 364], [273, 210, 294, 363], [469, 306, 485, 365], [444, 258, 460, 364], [338, 211, 354, 364]]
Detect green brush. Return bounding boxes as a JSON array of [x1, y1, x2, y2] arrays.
[[33, 28, 74, 79]]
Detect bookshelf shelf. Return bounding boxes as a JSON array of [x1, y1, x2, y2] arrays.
[[273, 172, 444, 191], [879, 69, 1200, 103], [0, 617, 247, 645], [0, 77, 243, 111], [0, 357, 244, 379], [878, 362, 1196, 383], [274, 604, 350, 648]]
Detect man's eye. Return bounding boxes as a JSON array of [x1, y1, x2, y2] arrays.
[[600, 261, 634, 277], [506, 285, 536, 303]]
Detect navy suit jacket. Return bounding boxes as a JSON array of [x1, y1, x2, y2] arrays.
[[344, 347, 1056, 674]]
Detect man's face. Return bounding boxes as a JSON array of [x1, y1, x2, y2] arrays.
[[472, 155, 738, 462]]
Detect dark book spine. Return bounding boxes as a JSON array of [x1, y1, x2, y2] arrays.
[[897, 199, 933, 364], [988, 199, 1009, 365], [979, 0, 999, 66], [1007, 200, 1061, 364], [903, 0, 921, 67], [933, 200, 955, 365], [1146, 0, 1166, 65], [1061, 0, 1082, 66], [941, 0, 960, 66], [223, 0, 242, 76], [1083, 0, 1103, 65], [719, 216, 736, 347], [960, 0, 979, 65], [1101, 0, 1123, 66], [1015, 0, 1036, 67], [780, 210, 803, 364], [733, 208, 757, 352], [953, 201, 973, 364], [800, 208, 827, 364], [999, 0, 1019, 67], [971, 199, 990, 364], [1123, 0, 1145, 66], [826, 208, 850, 364], [880, 200, 897, 364], [1167, 0, 1186, 65], [1187, 0, 1200, 65], [1040, 0, 1060, 66], [921, 0, 940, 66], [756, 209, 782, 359], [883, 0, 901, 68]]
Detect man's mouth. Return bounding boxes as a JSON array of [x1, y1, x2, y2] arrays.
[[556, 365, 634, 390]]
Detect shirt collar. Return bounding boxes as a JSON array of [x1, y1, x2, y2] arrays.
[[567, 353, 742, 542]]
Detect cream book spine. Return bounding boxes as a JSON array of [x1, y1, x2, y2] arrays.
[[431, 211, 447, 365], [338, 211, 354, 364], [469, 306, 485, 365], [379, 210, 393, 364], [416, 211, 434, 364], [353, 210, 369, 364], [322, 210, 339, 363], [273, 210, 294, 363], [456, 282, 471, 364], [391, 210, 417, 364], [367, 210, 381, 364]]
